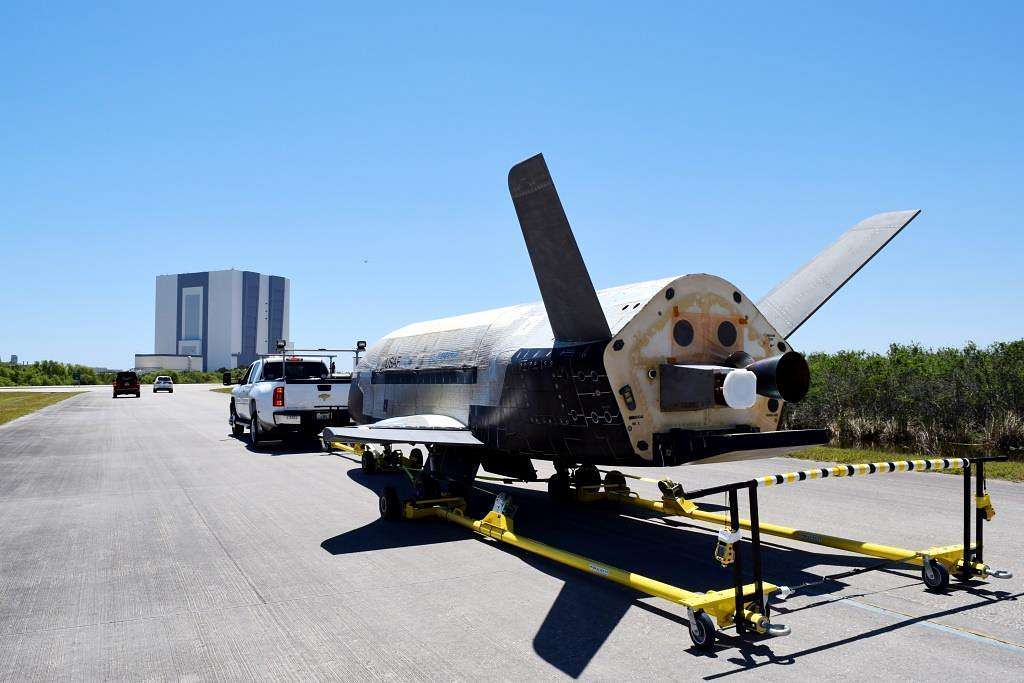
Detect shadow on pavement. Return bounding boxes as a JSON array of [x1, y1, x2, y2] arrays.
[[319, 462, 1010, 678], [227, 432, 324, 456]]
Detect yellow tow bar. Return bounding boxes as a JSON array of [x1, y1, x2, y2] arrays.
[[385, 489, 785, 649]]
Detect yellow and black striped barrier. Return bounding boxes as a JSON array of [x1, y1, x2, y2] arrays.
[[756, 458, 967, 487]]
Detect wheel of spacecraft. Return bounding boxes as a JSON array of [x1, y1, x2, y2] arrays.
[[574, 464, 602, 490], [603, 470, 627, 491], [922, 557, 950, 591], [379, 486, 402, 521], [688, 610, 717, 651]]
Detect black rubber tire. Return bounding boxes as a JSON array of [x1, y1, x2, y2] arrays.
[[689, 610, 717, 651], [604, 470, 627, 491], [575, 464, 601, 489], [361, 451, 378, 474], [230, 403, 245, 437], [379, 486, 401, 521], [250, 410, 263, 448], [923, 558, 950, 591], [135, 392, 141, 398], [408, 448, 424, 469], [548, 472, 571, 503]]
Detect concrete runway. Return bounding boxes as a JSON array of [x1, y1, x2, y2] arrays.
[[1, 384, 1022, 680]]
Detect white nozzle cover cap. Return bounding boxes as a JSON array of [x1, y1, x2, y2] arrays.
[[722, 369, 757, 409]]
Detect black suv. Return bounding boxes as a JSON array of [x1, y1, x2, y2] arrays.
[[113, 371, 141, 398]]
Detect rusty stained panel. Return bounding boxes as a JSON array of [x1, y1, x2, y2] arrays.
[[603, 274, 788, 461]]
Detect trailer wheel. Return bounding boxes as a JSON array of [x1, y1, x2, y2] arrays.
[[689, 610, 717, 651], [379, 486, 401, 521], [361, 452, 378, 475], [922, 558, 950, 591]]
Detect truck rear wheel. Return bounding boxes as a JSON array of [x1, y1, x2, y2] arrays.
[[230, 402, 245, 437], [250, 410, 264, 448]]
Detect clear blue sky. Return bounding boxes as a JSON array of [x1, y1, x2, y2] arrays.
[[2, 2, 1021, 368]]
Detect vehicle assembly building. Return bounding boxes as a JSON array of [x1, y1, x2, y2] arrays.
[[134, 269, 289, 372]]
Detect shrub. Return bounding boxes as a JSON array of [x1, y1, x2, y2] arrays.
[[784, 341, 1024, 459]]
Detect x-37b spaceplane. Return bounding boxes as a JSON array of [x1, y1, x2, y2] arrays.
[[326, 154, 919, 496]]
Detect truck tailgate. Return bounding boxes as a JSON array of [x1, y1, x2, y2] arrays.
[[285, 380, 349, 410]]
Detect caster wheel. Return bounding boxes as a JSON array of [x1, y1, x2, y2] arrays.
[[603, 470, 627, 491], [361, 452, 378, 474], [574, 464, 601, 489], [548, 472, 571, 503], [923, 558, 950, 591], [379, 486, 401, 521], [408, 448, 424, 469], [689, 610, 717, 651]]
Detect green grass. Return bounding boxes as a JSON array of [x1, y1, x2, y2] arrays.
[[210, 387, 234, 394], [0, 392, 83, 426], [789, 445, 1024, 482]]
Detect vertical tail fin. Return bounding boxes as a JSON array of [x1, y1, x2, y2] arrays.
[[508, 154, 611, 343]]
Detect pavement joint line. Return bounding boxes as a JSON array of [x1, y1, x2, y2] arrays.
[[175, 481, 270, 606], [841, 598, 1024, 654], [0, 568, 521, 640]]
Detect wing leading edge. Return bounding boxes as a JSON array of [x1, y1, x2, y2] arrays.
[[322, 415, 484, 447], [758, 210, 921, 338]]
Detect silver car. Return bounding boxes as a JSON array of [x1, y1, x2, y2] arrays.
[[153, 376, 174, 393]]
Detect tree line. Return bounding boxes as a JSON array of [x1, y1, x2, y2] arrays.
[[783, 341, 1024, 458], [0, 361, 229, 386]]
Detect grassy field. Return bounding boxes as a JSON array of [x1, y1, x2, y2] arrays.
[[210, 387, 233, 394], [789, 445, 1024, 482], [0, 392, 83, 426]]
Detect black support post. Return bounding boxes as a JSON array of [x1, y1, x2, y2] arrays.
[[962, 459, 972, 579], [748, 483, 766, 619], [975, 459, 985, 565], [729, 488, 745, 634]]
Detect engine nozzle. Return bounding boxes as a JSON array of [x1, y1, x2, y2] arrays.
[[726, 350, 810, 402]]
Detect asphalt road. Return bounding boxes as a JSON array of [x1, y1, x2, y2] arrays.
[[1, 385, 1022, 680]]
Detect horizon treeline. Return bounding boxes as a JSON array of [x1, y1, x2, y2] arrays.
[[0, 361, 228, 386], [783, 340, 1024, 459]]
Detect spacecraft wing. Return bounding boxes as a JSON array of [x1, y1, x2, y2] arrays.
[[322, 415, 484, 447], [508, 154, 612, 343], [757, 210, 921, 338]]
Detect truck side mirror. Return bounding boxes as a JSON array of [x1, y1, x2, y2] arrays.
[[222, 372, 233, 386]]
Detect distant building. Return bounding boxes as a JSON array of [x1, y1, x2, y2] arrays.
[[9, 355, 16, 365], [134, 270, 290, 372]]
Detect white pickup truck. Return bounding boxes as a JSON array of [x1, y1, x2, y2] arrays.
[[225, 356, 351, 447]]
